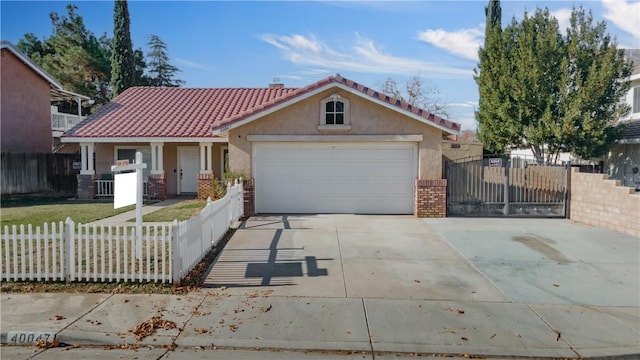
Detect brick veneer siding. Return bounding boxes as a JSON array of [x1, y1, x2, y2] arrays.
[[243, 178, 255, 217], [77, 174, 95, 200], [197, 173, 214, 200], [415, 179, 447, 218], [569, 167, 640, 238], [148, 173, 167, 200]]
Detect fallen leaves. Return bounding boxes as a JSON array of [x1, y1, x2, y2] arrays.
[[129, 316, 177, 341], [228, 324, 238, 332], [260, 305, 272, 313], [35, 338, 60, 349], [194, 328, 209, 334], [50, 314, 66, 321], [555, 330, 562, 341], [553, 283, 560, 287]]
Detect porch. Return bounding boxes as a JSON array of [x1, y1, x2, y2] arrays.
[[73, 140, 229, 200]]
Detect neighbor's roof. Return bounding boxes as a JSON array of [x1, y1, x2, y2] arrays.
[[620, 119, 640, 140], [63, 74, 460, 141], [0, 40, 89, 101]]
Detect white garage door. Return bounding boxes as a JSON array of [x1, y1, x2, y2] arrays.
[[254, 142, 417, 214]]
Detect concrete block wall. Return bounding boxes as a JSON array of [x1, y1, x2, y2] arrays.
[[415, 179, 447, 218], [569, 167, 640, 238]]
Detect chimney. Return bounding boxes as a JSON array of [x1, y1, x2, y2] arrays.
[[269, 77, 284, 89]]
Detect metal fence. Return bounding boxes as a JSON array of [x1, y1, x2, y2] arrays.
[[1, 181, 244, 284], [445, 156, 568, 217]]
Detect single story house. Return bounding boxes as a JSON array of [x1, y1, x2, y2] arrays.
[[62, 74, 460, 217]]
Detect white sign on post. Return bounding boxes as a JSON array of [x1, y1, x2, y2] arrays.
[[114, 172, 137, 209], [111, 152, 147, 259]]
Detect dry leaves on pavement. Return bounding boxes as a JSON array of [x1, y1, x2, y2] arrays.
[[129, 316, 177, 341]]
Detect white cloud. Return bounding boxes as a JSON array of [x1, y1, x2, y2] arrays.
[[259, 33, 472, 79], [601, 0, 640, 42], [551, 8, 573, 33], [416, 26, 484, 61], [447, 101, 478, 109], [174, 57, 210, 71]]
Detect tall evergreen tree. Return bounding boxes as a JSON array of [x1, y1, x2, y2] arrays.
[[475, 0, 512, 153], [146, 35, 184, 87], [475, 2, 631, 163], [17, 4, 111, 112], [110, 0, 134, 96]]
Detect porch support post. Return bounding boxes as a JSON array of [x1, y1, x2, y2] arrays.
[[78, 142, 96, 199], [199, 142, 213, 174], [150, 142, 164, 174], [148, 142, 166, 200], [80, 142, 95, 175]]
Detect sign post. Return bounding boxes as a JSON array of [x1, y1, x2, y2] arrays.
[[111, 152, 146, 259]]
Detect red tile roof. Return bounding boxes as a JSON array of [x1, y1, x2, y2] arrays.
[[64, 74, 460, 139], [64, 87, 298, 138]]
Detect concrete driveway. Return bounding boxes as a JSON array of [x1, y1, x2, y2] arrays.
[[205, 215, 639, 306], [201, 215, 639, 357], [206, 215, 640, 307]]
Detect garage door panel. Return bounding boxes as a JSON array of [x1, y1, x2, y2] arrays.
[[255, 142, 416, 214]]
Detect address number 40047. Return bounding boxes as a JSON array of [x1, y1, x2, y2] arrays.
[[6, 331, 57, 344]]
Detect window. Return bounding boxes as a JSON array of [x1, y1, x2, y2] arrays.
[[115, 147, 151, 180], [320, 93, 350, 130], [633, 87, 640, 113]]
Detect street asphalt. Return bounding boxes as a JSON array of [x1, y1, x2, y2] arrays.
[[1, 215, 638, 359]]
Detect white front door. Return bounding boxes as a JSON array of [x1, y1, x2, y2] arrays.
[[254, 142, 417, 214], [177, 147, 199, 194]]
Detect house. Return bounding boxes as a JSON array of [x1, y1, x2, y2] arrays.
[[604, 49, 640, 190], [62, 74, 460, 217], [0, 40, 89, 153]]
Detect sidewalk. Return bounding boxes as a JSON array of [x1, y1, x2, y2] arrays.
[[1, 291, 638, 359], [86, 197, 189, 226]]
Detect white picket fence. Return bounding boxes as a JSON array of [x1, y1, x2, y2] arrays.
[[0, 181, 244, 284]]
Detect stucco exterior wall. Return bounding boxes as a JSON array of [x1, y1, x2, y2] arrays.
[[0, 49, 52, 153], [228, 88, 444, 179]]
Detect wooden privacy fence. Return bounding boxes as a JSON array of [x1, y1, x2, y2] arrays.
[[1, 152, 79, 195], [446, 158, 568, 217], [0, 181, 244, 284]]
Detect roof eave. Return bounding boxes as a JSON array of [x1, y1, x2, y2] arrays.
[[61, 136, 229, 143]]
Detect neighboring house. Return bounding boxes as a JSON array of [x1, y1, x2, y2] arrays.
[[0, 40, 88, 153], [605, 49, 640, 190], [62, 74, 460, 216]]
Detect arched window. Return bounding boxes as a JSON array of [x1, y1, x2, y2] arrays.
[[320, 93, 350, 126]]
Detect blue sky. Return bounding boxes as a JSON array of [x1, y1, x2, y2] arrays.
[[2, 1, 639, 131]]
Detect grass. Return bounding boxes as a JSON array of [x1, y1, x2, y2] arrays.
[[1, 201, 137, 230], [138, 199, 207, 222]]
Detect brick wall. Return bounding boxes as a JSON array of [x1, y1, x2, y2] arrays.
[[569, 167, 640, 238], [77, 174, 95, 200], [148, 173, 167, 200], [243, 178, 255, 217], [197, 173, 214, 200], [415, 179, 447, 218]]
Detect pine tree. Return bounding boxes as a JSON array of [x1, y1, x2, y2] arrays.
[[146, 35, 184, 87], [110, 0, 134, 96]]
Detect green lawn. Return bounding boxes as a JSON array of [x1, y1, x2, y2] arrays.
[[1, 201, 136, 230], [140, 199, 208, 222]]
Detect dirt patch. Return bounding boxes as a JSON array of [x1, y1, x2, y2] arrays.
[[513, 235, 572, 263]]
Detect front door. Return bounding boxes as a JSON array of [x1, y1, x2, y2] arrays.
[[178, 147, 199, 194]]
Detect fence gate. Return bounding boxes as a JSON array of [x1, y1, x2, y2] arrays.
[[445, 156, 568, 217]]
